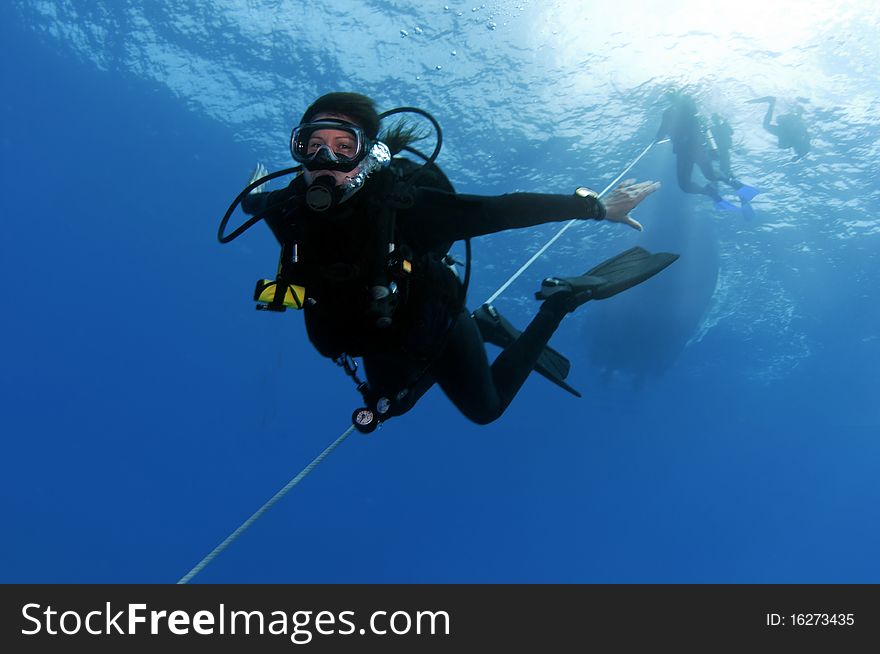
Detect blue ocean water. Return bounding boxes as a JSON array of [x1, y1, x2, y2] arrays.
[[1, 1, 877, 583]]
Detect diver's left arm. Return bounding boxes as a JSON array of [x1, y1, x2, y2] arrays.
[[406, 179, 657, 243], [409, 190, 595, 243]]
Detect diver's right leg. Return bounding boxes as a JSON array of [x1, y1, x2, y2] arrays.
[[698, 155, 761, 203], [697, 159, 736, 190], [676, 157, 714, 197], [718, 151, 732, 180], [435, 247, 679, 423], [431, 309, 508, 425], [479, 300, 569, 415], [432, 306, 567, 425], [677, 155, 726, 204]]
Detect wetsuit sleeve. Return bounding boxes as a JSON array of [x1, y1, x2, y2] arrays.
[[241, 189, 276, 216], [240, 187, 296, 244], [402, 188, 595, 245]]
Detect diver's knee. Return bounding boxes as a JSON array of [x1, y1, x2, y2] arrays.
[[462, 404, 503, 425]]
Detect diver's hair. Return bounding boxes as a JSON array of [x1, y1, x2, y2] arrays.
[[300, 92, 428, 155], [300, 92, 381, 139], [379, 118, 427, 156]]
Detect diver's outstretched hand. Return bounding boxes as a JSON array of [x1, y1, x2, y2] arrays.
[[248, 162, 269, 194], [603, 178, 660, 231]]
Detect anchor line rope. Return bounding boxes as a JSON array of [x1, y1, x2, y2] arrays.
[[178, 426, 355, 584]]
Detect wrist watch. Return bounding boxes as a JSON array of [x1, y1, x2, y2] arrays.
[[575, 186, 606, 220]]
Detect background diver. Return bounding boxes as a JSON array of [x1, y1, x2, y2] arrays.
[[709, 113, 733, 180], [655, 91, 760, 211], [746, 95, 811, 161], [229, 92, 678, 428]]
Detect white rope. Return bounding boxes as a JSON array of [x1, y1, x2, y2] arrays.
[[177, 426, 356, 584], [483, 140, 663, 306]]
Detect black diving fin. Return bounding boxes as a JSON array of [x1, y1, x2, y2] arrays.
[[535, 246, 679, 309], [473, 303, 582, 398]]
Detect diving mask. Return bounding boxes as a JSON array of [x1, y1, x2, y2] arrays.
[[290, 120, 369, 172]]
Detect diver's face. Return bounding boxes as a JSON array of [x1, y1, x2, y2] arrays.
[[302, 112, 364, 186]]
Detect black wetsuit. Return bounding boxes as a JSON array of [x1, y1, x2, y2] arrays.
[[242, 169, 595, 424], [656, 99, 740, 202], [760, 98, 810, 160]]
